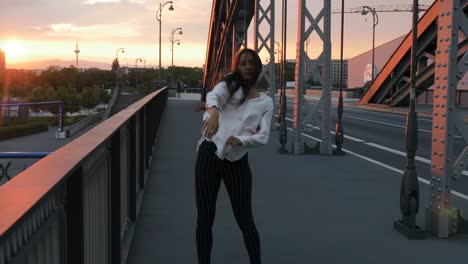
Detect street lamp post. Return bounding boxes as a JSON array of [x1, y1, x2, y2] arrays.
[[156, 1, 174, 80], [361, 6, 379, 81], [135, 57, 142, 88], [274, 41, 282, 124], [278, 0, 288, 154], [115, 48, 125, 88], [170, 27, 183, 84], [334, 0, 345, 155], [394, 0, 425, 239]]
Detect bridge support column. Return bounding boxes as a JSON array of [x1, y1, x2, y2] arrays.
[[291, 0, 332, 155], [425, 0, 468, 238], [253, 0, 276, 118]]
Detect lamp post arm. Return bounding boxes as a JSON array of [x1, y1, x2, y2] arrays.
[[156, 1, 173, 21], [362, 6, 379, 27], [373, 9, 379, 27], [170, 27, 183, 41], [115, 48, 124, 59]]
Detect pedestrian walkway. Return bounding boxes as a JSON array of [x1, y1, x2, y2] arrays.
[[169, 92, 202, 101], [126, 99, 467, 264]]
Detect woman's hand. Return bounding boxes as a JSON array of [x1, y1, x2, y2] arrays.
[[202, 107, 219, 139], [225, 136, 242, 146]]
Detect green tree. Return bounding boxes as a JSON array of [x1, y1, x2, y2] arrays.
[[25, 84, 57, 113], [27, 84, 53, 103], [79, 86, 99, 110], [54, 85, 79, 114], [111, 58, 120, 72]]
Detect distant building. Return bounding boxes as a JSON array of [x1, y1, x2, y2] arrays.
[[347, 35, 405, 89], [0, 48, 5, 73], [331, 59, 348, 87], [347, 34, 467, 105], [309, 59, 348, 87], [283, 58, 348, 87]]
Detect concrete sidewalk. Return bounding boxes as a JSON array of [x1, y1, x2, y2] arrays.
[[127, 99, 467, 264], [169, 92, 202, 101]]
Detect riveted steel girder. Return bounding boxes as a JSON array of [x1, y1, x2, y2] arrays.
[[360, 0, 468, 106], [202, 0, 255, 100], [425, 0, 468, 238]]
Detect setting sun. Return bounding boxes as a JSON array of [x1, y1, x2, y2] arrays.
[[1, 40, 27, 62]]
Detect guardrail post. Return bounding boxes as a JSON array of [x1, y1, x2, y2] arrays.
[[145, 105, 151, 169], [66, 168, 84, 264], [110, 131, 121, 263], [150, 97, 158, 152], [139, 107, 147, 187], [129, 117, 137, 221]]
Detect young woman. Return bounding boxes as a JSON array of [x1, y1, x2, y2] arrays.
[[195, 48, 273, 264]]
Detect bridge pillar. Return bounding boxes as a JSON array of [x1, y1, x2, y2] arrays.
[[253, 0, 276, 114], [291, 0, 332, 155], [426, 0, 468, 238]]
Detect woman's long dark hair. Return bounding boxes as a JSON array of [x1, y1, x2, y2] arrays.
[[222, 48, 262, 105]]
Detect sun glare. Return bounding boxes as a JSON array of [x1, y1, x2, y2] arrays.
[[2, 40, 27, 61]]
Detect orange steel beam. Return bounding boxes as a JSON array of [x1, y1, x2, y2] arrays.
[[389, 39, 467, 106], [202, 0, 254, 99], [359, 0, 439, 104]]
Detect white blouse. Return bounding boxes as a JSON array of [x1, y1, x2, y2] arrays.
[[197, 81, 274, 161]]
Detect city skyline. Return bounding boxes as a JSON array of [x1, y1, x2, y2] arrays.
[[0, 0, 435, 69]]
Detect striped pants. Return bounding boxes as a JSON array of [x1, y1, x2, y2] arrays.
[[195, 140, 261, 264]]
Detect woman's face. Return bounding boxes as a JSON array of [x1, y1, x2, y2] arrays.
[[237, 52, 257, 82]]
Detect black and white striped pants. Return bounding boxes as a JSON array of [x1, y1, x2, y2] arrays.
[[195, 140, 261, 264]]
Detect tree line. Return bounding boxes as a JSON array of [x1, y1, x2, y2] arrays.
[[0, 64, 204, 114]]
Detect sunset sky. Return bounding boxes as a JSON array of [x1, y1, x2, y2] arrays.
[[0, 0, 436, 69]]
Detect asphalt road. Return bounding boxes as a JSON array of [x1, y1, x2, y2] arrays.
[[280, 97, 468, 207]]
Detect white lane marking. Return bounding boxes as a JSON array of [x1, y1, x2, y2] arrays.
[[335, 114, 433, 134], [285, 97, 433, 122], [364, 142, 432, 164], [279, 125, 466, 201], [341, 133, 365, 143], [282, 116, 461, 167], [285, 100, 433, 132], [285, 117, 365, 142], [334, 106, 433, 123], [336, 112, 462, 139], [452, 190, 468, 201]]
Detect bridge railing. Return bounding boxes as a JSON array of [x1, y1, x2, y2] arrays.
[[103, 84, 121, 120], [0, 87, 168, 264], [67, 110, 106, 137]]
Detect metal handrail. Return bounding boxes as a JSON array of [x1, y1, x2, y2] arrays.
[[0, 88, 168, 264], [103, 84, 120, 120], [67, 111, 106, 137]]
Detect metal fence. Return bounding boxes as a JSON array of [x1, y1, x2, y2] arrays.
[[0, 87, 168, 264], [67, 110, 106, 137]]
